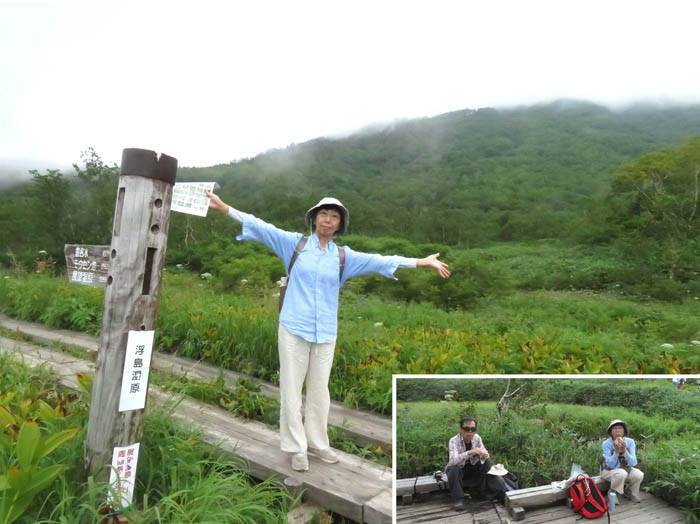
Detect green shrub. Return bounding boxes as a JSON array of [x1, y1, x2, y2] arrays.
[[346, 251, 511, 309], [0, 355, 82, 524], [644, 435, 700, 523], [396, 378, 518, 402], [548, 379, 700, 424], [398, 379, 700, 426]]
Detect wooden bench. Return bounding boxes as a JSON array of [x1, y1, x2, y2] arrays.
[[505, 476, 610, 520], [395, 474, 480, 505], [397, 473, 612, 520]]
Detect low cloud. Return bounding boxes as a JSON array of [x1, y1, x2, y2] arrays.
[[0, 157, 72, 189]]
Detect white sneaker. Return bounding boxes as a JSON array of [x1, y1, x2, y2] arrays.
[[310, 447, 339, 464], [291, 452, 308, 471]]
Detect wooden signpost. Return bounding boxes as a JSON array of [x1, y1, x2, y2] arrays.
[[84, 148, 177, 508]]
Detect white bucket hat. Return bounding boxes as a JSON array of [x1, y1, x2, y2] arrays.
[[607, 419, 628, 437], [487, 464, 509, 476], [305, 197, 349, 236]]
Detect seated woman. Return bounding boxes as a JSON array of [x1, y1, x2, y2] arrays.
[[600, 419, 644, 503]]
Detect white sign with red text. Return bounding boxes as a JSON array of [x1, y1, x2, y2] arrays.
[[118, 330, 154, 412], [108, 442, 140, 508]]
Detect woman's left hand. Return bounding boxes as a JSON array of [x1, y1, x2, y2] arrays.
[[418, 253, 451, 278]]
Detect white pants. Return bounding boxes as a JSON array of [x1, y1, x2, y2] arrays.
[[600, 467, 644, 497], [278, 324, 336, 453]]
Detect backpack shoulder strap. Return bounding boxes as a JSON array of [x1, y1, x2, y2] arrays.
[[287, 236, 308, 275], [288, 238, 344, 281], [338, 245, 346, 282]]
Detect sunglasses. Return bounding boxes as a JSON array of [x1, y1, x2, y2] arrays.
[[461, 426, 476, 432]]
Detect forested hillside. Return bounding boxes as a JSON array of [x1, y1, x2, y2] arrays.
[[176, 100, 700, 245], [1, 99, 699, 304]]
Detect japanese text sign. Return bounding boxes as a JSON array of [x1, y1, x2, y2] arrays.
[[118, 330, 154, 412], [108, 442, 140, 508], [64, 244, 110, 288]]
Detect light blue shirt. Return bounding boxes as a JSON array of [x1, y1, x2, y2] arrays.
[[232, 209, 416, 343], [602, 436, 638, 468]]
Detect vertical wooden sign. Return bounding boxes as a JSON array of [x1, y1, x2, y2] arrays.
[[85, 149, 177, 489]]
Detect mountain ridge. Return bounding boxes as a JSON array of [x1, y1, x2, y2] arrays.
[[176, 99, 700, 245]]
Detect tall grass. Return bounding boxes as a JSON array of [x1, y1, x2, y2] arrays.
[[2, 270, 699, 415], [0, 352, 296, 523]]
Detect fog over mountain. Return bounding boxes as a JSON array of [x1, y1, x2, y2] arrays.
[[1, 98, 699, 193], [0, 157, 72, 189]]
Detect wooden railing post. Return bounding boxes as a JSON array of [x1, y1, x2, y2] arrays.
[[85, 149, 177, 494]]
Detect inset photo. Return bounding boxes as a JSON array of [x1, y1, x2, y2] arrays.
[[394, 376, 699, 523]]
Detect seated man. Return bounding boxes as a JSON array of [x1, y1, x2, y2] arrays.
[[600, 419, 644, 503], [445, 416, 493, 511]]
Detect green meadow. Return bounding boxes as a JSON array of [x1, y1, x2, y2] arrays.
[[2, 236, 699, 416]]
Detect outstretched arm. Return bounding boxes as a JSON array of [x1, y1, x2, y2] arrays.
[[205, 190, 229, 214], [417, 253, 451, 278], [204, 190, 300, 265], [342, 248, 451, 283]]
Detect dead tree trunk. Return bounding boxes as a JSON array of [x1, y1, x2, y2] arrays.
[[497, 379, 523, 416]]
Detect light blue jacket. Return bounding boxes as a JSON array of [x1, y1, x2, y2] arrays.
[[233, 210, 415, 343], [602, 436, 638, 469]]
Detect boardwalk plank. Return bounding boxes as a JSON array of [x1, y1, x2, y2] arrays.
[[0, 314, 391, 452], [0, 337, 391, 523], [395, 479, 689, 524], [363, 488, 393, 524]]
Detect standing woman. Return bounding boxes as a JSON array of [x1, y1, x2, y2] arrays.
[[206, 191, 450, 471], [601, 419, 644, 503]]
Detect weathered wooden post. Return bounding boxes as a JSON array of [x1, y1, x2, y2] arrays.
[[85, 149, 177, 501]]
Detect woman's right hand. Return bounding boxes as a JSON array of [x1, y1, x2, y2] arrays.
[[205, 190, 229, 214]]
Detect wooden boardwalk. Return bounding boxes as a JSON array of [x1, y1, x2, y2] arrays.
[[0, 326, 391, 523], [0, 314, 391, 452], [396, 486, 690, 524]]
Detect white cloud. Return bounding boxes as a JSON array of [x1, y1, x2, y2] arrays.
[[1, 0, 700, 170]]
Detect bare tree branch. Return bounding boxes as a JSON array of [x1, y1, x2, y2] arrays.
[[689, 165, 699, 229], [497, 379, 524, 416]]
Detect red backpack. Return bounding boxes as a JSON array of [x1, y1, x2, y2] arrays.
[[568, 475, 610, 522]]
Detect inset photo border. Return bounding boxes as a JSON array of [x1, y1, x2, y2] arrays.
[[392, 374, 700, 523]]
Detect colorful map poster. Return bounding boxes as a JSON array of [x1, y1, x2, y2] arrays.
[[171, 182, 218, 217]]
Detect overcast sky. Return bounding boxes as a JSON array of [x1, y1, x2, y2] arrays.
[[1, 0, 699, 176]]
